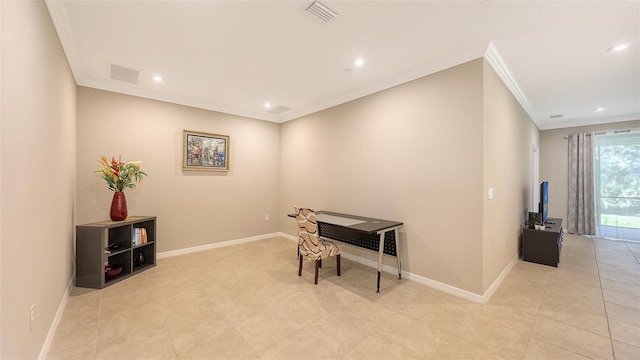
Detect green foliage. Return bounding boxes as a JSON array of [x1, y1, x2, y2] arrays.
[[94, 156, 148, 192], [600, 214, 640, 229], [597, 143, 640, 217]]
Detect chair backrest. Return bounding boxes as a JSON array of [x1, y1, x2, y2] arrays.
[[294, 207, 321, 257]]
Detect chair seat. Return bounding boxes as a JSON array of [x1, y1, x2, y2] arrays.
[[299, 237, 341, 261]]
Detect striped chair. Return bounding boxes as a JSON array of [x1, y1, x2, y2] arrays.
[[295, 207, 341, 284]]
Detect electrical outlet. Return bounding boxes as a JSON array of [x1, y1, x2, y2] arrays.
[[264, 214, 270, 222], [30, 304, 35, 329]]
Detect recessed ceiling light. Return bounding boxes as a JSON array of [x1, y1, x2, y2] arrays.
[[354, 58, 364, 67], [152, 75, 163, 83], [612, 44, 628, 52], [595, 107, 605, 112], [264, 102, 271, 108], [607, 43, 630, 52]]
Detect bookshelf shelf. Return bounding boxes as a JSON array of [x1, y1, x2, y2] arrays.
[[76, 216, 156, 289]]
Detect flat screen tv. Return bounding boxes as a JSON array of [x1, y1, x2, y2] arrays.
[[539, 181, 549, 223]]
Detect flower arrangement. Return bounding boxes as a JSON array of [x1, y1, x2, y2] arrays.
[[95, 156, 147, 192]]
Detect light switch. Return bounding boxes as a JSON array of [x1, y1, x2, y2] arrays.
[[488, 188, 494, 200]]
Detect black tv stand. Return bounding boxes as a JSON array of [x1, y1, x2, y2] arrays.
[[522, 218, 563, 267]]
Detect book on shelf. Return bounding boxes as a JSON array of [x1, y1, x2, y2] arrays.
[[132, 227, 148, 246], [141, 228, 147, 244]]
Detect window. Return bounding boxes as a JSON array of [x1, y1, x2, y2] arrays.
[[593, 130, 640, 241]]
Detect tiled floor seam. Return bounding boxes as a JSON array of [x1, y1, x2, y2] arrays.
[[523, 259, 553, 360], [530, 245, 611, 360], [93, 290, 103, 360], [595, 242, 620, 359], [427, 318, 474, 360], [46, 236, 639, 359], [624, 240, 640, 263]]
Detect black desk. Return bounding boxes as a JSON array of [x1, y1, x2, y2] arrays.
[[288, 211, 403, 292]]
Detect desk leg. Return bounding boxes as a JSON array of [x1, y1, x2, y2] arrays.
[[395, 228, 401, 280], [377, 231, 384, 293]]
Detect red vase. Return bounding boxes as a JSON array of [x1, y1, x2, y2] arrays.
[[110, 192, 128, 221]]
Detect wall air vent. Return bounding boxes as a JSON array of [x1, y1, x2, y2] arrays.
[[110, 64, 140, 84], [267, 106, 292, 115], [306, 0, 338, 23]]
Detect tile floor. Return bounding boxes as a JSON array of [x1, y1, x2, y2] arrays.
[[47, 234, 640, 359]]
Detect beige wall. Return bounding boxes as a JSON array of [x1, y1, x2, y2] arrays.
[[280, 59, 485, 294], [540, 119, 640, 222], [1, 1, 77, 358], [76, 88, 281, 252], [482, 60, 539, 292]]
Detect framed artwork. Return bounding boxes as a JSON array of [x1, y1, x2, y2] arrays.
[[182, 130, 230, 171]]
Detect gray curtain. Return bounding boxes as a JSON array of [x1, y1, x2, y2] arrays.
[[567, 133, 595, 234]]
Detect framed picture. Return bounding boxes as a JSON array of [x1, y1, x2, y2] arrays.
[[182, 130, 230, 171]]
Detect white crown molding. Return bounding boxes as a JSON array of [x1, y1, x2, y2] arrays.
[[485, 42, 542, 130], [280, 44, 489, 122], [539, 113, 640, 130], [77, 78, 281, 123], [45, 0, 82, 84], [76, 44, 489, 124], [41, 6, 552, 130]]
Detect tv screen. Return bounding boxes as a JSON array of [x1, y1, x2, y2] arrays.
[[540, 181, 549, 223]]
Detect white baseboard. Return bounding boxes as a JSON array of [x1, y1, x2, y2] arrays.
[[38, 272, 74, 360], [41, 232, 518, 360], [279, 232, 518, 304], [279, 232, 297, 242], [162, 231, 517, 305], [405, 271, 484, 304], [157, 232, 282, 259], [39, 233, 282, 359], [482, 253, 519, 304]]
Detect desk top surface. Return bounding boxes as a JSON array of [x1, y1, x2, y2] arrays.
[[288, 210, 403, 234]]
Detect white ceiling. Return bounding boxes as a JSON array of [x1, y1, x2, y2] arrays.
[[46, 1, 639, 129]]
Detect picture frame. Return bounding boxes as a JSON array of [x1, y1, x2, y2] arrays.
[[182, 130, 230, 172]]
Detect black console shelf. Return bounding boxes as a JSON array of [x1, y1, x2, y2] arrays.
[[522, 218, 563, 267], [76, 216, 156, 289]]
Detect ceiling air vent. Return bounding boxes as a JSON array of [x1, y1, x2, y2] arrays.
[[306, 0, 338, 23], [110, 64, 140, 84], [267, 106, 292, 115], [549, 114, 563, 119]]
